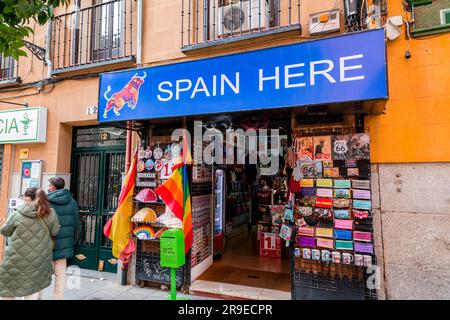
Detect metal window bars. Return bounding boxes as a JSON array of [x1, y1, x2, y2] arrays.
[[51, 0, 135, 73], [181, 0, 301, 50], [0, 54, 19, 81]]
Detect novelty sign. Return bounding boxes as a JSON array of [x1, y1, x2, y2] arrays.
[[98, 29, 387, 122]]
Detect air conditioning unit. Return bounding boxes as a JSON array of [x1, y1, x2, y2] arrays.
[[309, 9, 340, 35], [217, 0, 269, 37]]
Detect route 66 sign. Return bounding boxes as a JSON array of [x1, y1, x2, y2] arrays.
[[332, 135, 351, 160], [333, 140, 349, 155]]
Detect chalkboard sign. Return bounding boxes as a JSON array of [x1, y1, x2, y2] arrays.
[[136, 257, 184, 286]]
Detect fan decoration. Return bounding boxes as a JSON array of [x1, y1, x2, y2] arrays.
[[131, 207, 158, 224], [134, 188, 158, 203], [155, 227, 170, 239], [133, 225, 156, 240]]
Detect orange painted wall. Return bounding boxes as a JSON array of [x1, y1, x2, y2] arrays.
[[367, 2, 450, 163]]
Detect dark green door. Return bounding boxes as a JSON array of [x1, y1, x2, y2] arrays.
[[69, 126, 126, 273]]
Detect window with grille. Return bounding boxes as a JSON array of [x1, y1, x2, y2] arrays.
[[0, 54, 18, 80]]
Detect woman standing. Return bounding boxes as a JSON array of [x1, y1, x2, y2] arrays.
[[0, 188, 60, 300]]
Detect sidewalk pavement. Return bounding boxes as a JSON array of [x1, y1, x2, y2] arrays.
[[40, 269, 216, 300]]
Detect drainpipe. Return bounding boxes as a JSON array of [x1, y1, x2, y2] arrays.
[[45, 20, 53, 79], [136, 0, 143, 66]]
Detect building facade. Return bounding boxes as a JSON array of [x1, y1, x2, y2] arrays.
[[0, 0, 449, 299]]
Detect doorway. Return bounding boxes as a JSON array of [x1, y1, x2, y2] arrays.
[[190, 111, 292, 298], [69, 126, 126, 273], [197, 163, 291, 295]]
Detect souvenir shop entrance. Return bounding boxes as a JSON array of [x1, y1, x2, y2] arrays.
[[97, 29, 387, 299], [129, 106, 377, 300]]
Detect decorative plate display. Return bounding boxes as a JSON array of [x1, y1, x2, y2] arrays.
[[154, 159, 164, 171], [145, 159, 154, 171], [134, 188, 158, 203], [153, 147, 163, 160], [137, 160, 146, 172], [155, 227, 170, 239], [163, 146, 171, 160], [144, 147, 152, 159], [133, 225, 156, 240], [138, 147, 146, 160]]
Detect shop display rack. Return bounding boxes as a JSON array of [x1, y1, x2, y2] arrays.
[[133, 136, 190, 290]]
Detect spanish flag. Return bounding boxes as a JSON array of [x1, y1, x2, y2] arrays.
[[156, 163, 192, 254], [103, 150, 137, 264]]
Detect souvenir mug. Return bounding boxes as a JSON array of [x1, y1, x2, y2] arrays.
[[302, 248, 311, 260], [354, 254, 364, 267], [321, 250, 332, 262], [332, 251, 341, 264], [312, 249, 321, 261], [363, 255, 372, 267], [342, 253, 354, 265]]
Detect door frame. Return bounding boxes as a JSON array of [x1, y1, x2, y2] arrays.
[[69, 126, 126, 273]]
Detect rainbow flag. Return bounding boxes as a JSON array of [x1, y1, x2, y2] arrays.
[[156, 163, 192, 254], [103, 151, 137, 264]]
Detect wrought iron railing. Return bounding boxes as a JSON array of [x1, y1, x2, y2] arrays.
[[181, 0, 301, 49], [51, 0, 136, 73], [0, 54, 18, 81]]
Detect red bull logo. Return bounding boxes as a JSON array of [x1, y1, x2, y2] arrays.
[[103, 71, 147, 119]]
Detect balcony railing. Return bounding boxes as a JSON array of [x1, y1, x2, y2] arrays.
[[51, 0, 136, 74], [0, 54, 19, 84], [181, 0, 301, 50]]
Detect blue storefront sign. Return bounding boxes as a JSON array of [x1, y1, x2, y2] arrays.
[[98, 29, 387, 123]]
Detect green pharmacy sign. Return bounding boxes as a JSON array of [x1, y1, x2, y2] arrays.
[[0, 107, 47, 144]]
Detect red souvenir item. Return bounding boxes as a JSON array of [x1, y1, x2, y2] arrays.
[[352, 209, 371, 220], [315, 197, 332, 209], [288, 176, 302, 193], [259, 232, 282, 258]]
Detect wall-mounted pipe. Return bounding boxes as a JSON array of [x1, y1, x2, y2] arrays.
[[136, 0, 143, 66], [45, 20, 53, 78]]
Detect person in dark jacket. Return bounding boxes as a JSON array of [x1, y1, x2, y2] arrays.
[[46, 177, 80, 300]]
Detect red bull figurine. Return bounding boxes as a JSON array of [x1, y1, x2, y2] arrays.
[[103, 71, 147, 119]]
